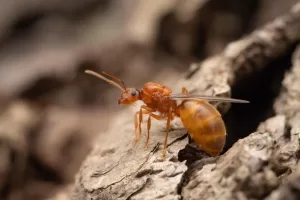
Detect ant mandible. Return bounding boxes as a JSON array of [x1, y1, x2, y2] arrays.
[[85, 70, 249, 158]]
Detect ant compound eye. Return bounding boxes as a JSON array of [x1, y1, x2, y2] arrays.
[[131, 90, 137, 96]]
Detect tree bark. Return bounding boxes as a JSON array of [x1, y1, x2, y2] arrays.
[[72, 3, 300, 200]]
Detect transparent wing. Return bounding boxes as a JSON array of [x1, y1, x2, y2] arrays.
[[168, 94, 249, 103]]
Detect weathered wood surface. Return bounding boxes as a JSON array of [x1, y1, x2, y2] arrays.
[[72, 3, 300, 200]]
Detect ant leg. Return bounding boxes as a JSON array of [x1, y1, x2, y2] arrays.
[[147, 113, 170, 157], [145, 112, 169, 149], [133, 111, 143, 145], [139, 105, 155, 139], [138, 108, 143, 138], [133, 105, 155, 145], [134, 111, 139, 141], [146, 113, 166, 148], [134, 109, 150, 144], [145, 115, 151, 149], [141, 105, 155, 112], [162, 110, 172, 158], [182, 87, 189, 95]]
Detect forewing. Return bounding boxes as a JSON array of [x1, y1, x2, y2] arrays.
[[168, 94, 249, 103]]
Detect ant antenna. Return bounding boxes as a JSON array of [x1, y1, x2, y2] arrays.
[[102, 71, 126, 90], [85, 70, 125, 92]]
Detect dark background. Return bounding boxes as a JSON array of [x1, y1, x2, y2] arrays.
[[0, 0, 297, 199]]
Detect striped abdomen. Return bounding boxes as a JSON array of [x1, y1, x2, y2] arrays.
[[177, 100, 226, 157]]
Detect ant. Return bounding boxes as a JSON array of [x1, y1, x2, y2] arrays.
[[85, 70, 249, 158]]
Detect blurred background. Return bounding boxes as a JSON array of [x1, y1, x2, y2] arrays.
[[0, 0, 297, 200]]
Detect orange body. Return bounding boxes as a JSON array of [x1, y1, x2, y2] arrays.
[[140, 83, 226, 157], [84, 70, 248, 158]]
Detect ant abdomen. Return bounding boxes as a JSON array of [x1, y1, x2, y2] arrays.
[[177, 100, 226, 157]]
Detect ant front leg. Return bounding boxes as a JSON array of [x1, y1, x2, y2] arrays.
[[134, 110, 149, 143], [134, 111, 142, 142], [139, 105, 155, 135], [134, 105, 155, 143]]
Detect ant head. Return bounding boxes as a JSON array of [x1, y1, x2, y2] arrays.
[[118, 88, 140, 105], [85, 70, 140, 105]]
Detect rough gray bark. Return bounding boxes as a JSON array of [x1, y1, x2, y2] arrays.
[[265, 44, 300, 200], [72, 3, 300, 200], [181, 43, 300, 200]]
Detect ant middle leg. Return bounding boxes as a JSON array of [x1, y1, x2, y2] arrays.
[[162, 110, 172, 158], [145, 113, 166, 149], [146, 111, 172, 158]]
